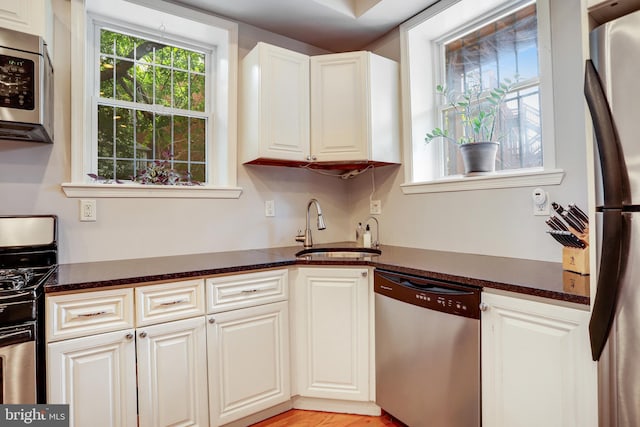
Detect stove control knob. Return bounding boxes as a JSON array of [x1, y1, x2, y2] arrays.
[[125, 333, 133, 340], [139, 331, 148, 338]]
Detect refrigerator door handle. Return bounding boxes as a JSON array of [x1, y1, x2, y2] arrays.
[[584, 60, 630, 207], [589, 210, 625, 361]]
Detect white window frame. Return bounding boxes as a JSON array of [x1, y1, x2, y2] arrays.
[[62, 0, 242, 199], [399, 0, 564, 194]]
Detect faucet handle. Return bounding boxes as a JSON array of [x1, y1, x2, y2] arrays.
[[295, 229, 305, 243]]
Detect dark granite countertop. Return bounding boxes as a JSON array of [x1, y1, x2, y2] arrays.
[[45, 243, 589, 305]]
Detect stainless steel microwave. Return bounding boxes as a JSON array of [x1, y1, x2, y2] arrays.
[[0, 28, 53, 144]]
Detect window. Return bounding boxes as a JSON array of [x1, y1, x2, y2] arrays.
[[441, 3, 541, 175], [63, 0, 241, 198], [97, 28, 208, 183], [400, 0, 563, 193]]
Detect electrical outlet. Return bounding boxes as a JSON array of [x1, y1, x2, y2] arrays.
[[532, 188, 549, 216], [265, 200, 275, 217], [370, 200, 382, 215], [80, 199, 97, 222]]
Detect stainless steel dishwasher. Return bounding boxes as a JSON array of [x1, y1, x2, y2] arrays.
[[374, 269, 481, 427]]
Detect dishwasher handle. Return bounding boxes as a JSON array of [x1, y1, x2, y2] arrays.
[[399, 279, 474, 296], [377, 271, 475, 296]]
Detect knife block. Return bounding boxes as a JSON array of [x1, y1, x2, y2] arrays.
[[562, 270, 590, 296], [562, 246, 590, 275]]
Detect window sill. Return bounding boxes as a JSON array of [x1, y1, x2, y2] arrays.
[[61, 183, 243, 199], [400, 168, 565, 194]]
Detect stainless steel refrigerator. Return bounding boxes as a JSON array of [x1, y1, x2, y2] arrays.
[[584, 9, 640, 427]]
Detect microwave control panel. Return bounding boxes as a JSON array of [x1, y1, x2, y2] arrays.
[[0, 54, 35, 110]]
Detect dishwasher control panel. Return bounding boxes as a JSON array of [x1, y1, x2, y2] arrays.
[[374, 269, 481, 319]]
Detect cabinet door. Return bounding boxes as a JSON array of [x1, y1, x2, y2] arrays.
[[310, 52, 369, 162], [136, 316, 209, 427], [481, 292, 597, 427], [47, 329, 137, 427], [0, 0, 53, 46], [294, 267, 370, 401], [207, 301, 290, 425], [240, 42, 310, 162]]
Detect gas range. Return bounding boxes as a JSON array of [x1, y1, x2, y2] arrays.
[[0, 215, 57, 404]]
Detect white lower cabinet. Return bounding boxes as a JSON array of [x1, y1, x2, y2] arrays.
[[292, 267, 372, 404], [137, 316, 209, 427], [207, 301, 290, 425], [47, 280, 208, 427], [481, 291, 597, 427], [47, 329, 137, 427], [206, 269, 290, 426]]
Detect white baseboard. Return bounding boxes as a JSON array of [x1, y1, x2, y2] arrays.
[[220, 401, 293, 427], [292, 396, 381, 416]]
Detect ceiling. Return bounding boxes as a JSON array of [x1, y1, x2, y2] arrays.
[[171, 0, 439, 52]]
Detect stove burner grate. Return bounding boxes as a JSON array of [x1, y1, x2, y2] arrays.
[[0, 268, 34, 291]]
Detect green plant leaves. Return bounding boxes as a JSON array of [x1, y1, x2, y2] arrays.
[[425, 76, 518, 145]]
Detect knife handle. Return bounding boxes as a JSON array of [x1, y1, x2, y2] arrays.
[[567, 210, 587, 231], [547, 231, 567, 246], [561, 211, 585, 233], [552, 202, 565, 215], [546, 218, 561, 230], [549, 215, 569, 231], [568, 203, 589, 224]]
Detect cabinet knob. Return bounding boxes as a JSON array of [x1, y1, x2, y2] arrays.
[[139, 331, 147, 338], [208, 318, 215, 324], [125, 333, 133, 340], [361, 271, 368, 278], [479, 302, 489, 312]]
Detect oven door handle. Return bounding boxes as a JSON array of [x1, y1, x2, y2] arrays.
[[0, 291, 31, 301], [0, 329, 33, 347]]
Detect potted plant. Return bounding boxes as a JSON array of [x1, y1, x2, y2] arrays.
[[425, 78, 515, 175]]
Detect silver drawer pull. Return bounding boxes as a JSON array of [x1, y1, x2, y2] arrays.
[[159, 299, 187, 306], [241, 289, 258, 294], [77, 311, 108, 317]]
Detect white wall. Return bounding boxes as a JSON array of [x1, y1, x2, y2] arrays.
[[0, 0, 346, 264], [0, 0, 591, 265], [351, 0, 590, 262]]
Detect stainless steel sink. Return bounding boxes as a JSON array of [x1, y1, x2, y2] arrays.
[[295, 248, 381, 259]]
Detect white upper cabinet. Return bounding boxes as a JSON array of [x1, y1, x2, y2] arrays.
[[240, 42, 310, 163], [310, 51, 400, 163], [240, 42, 400, 167], [0, 0, 54, 56]]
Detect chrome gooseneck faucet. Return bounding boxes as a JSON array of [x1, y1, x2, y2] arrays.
[[295, 198, 326, 248]]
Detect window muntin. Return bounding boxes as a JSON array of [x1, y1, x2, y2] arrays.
[[95, 28, 209, 183], [435, 2, 542, 176]]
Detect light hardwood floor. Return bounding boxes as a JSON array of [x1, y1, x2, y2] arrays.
[[250, 409, 406, 426]]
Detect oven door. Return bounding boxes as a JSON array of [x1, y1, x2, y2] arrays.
[[0, 323, 36, 403]]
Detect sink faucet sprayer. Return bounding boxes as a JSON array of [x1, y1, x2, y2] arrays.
[[295, 198, 326, 248]]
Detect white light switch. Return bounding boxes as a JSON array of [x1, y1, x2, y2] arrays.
[[265, 200, 275, 217]]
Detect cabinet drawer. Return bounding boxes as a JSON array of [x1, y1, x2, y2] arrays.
[[206, 269, 288, 313], [46, 288, 134, 342], [135, 279, 204, 327]]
